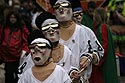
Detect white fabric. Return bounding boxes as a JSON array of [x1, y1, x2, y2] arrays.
[[18, 53, 34, 78], [18, 65, 72, 83], [59, 24, 104, 80], [56, 45, 74, 73], [0, 63, 5, 83]]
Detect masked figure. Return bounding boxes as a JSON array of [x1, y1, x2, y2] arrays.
[[73, 7, 83, 24], [18, 38, 72, 83], [49, 0, 104, 82]]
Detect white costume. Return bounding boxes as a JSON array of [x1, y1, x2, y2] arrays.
[[55, 45, 73, 73], [18, 45, 74, 77], [18, 65, 72, 83], [18, 53, 34, 78], [59, 24, 104, 80]]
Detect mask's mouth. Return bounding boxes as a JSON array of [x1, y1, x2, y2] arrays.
[[34, 57, 41, 61]]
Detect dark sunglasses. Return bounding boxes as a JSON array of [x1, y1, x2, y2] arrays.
[[29, 43, 51, 49], [41, 23, 59, 31], [73, 12, 83, 17], [53, 2, 71, 9]]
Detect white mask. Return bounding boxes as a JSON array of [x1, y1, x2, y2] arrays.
[[30, 38, 52, 66], [44, 28, 60, 42], [73, 11, 83, 24], [53, 1, 73, 22], [31, 46, 51, 66], [41, 19, 60, 42]]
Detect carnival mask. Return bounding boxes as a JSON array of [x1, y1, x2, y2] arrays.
[[73, 11, 83, 24], [42, 23, 60, 43], [29, 38, 52, 66], [53, 1, 73, 22]]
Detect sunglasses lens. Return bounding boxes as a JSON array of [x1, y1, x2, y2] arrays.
[[42, 23, 59, 31], [53, 4, 60, 9], [37, 43, 46, 47], [61, 3, 68, 6], [61, 2, 71, 8], [73, 13, 78, 17], [73, 11, 83, 17], [80, 12, 83, 16], [29, 43, 46, 49], [54, 2, 71, 9], [42, 26, 50, 31], [29, 43, 51, 49], [51, 23, 59, 28], [37, 44, 47, 49]]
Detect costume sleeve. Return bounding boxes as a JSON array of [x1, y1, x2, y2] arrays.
[[18, 68, 31, 83], [89, 29, 104, 65], [80, 25, 104, 65], [18, 73, 27, 83], [18, 54, 34, 78]]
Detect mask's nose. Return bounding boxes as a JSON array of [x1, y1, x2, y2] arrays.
[[34, 46, 45, 54], [58, 6, 64, 13], [50, 29, 56, 34], [77, 14, 82, 18], [47, 28, 56, 34]]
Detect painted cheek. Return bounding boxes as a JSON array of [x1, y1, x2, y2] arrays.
[[41, 49, 46, 55], [32, 54, 36, 60]]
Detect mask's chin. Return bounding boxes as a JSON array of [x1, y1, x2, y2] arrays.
[[56, 16, 71, 22], [33, 54, 50, 66]]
